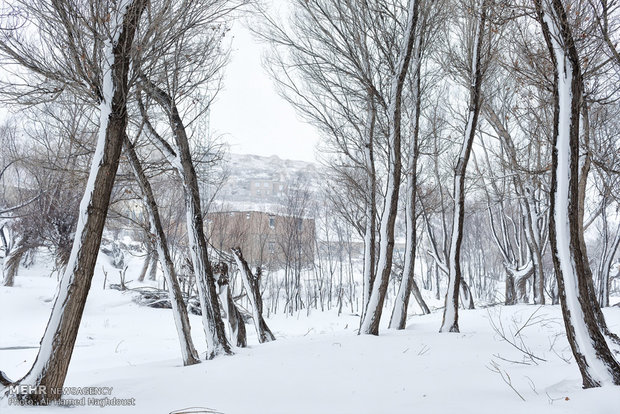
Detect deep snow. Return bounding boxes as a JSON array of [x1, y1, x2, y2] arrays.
[[1, 252, 619, 413]]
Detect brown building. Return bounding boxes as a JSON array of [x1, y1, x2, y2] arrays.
[[207, 210, 315, 270]]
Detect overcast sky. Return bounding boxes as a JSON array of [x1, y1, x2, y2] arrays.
[[209, 19, 320, 164]]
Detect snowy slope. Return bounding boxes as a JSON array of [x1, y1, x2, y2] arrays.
[[1, 254, 620, 413], [213, 153, 320, 208]]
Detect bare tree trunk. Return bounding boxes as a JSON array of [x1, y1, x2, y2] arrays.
[[138, 245, 150, 282], [440, 0, 488, 333], [123, 136, 200, 366], [597, 215, 620, 308], [139, 77, 232, 359], [214, 262, 247, 348], [460, 279, 475, 310], [360, 95, 377, 323], [522, 198, 546, 305], [232, 247, 275, 343], [534, 0, 620, 387], [390, 27, 430, 329], [361, 0, 420, 335], [512, 262, 534, 303], [6, 1, 148, 403], [148, 248, 158, 281], [2, 236, 29, 287], [504, 270, 516, 305], [480, 106, 546, 306]]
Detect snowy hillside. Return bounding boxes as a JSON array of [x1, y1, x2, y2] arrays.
[[210, 153, 320, 213], [1, 253, 619, 413]]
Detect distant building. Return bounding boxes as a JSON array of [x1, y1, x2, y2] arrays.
[[206, 154, 318, 269], [249, 179, 286, 199], [207, 210, 315, 270]]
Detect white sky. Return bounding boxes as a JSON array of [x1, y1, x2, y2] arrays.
[[209, 20, 321, 163], [0, 5, 321, 163]]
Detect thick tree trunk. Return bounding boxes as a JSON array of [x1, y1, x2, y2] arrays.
[[440, 0, 487, 333], [535, 0, 620, 387], [123, 136, 200, 366], [360, 0, 419, 335], [232, 247, 275, 343], [8, 1, 148, 403], [510, 261, 534, 304]]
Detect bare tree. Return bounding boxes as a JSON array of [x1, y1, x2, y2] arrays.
[[389, 0, 439, 329], [133, 0, 241, 358], [232, 247, 275, 343], [439, 0, 490, 333], [0, 0, 148, 403], [138, 82, 233, 358], [360, 0, 421, 335], [533, 0, 620, 387], [123, 134, 200, 365], [213, 261, 247, 348]]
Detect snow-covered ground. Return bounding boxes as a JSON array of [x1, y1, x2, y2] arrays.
[[1, 253, 619, 413]]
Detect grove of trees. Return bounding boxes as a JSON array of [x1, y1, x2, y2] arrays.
[[0, 0, 619, 403]]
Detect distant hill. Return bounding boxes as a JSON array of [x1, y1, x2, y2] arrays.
[[208, 153, 320, 215]]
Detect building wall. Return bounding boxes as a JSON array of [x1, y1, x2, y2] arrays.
[[207, 210, 315, 270]]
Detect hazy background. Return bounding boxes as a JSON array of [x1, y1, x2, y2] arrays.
[[209, 18, 320, 163]]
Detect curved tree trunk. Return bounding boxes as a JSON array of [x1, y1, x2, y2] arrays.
[[482, 105, 548, 306], [2, 236, 30, 287]]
